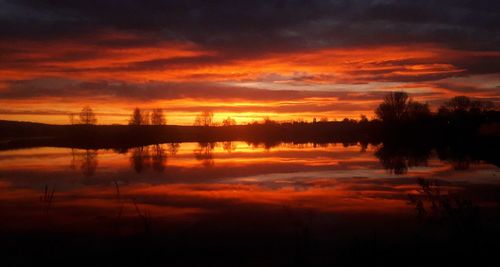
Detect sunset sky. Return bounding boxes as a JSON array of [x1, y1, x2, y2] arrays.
[[0, 0, 499, 125]]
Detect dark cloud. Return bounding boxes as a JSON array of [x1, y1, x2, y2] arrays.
[[2, 0, 500, 85], [1, 0, 499, 118], [431, 82, 500, 97], [112, 55, 231, 71], [0, 78, 398, 103], [0, 103, 369, 114], [450, 55, 500, 75], [1, 0, 500, 53], [160, 103, 371, 114]]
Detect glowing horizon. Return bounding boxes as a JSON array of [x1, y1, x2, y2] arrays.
[[0, 1, 499, 125]]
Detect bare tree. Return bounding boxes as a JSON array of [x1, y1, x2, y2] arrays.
[[151, 108, 166, 125], [376, 92, 431, 123], [476, 100, 496, 112], [129, 107, 145, 125], [375, 92, 409, 123], [439, 96, 496, 113], [68, 113, 76, 125], [222, 116, 236, 126], [79, 106, 97, 125], [142, 111, 150, 125], [359, 115, 368, 123], [262, 116, 277, 125], [407, 101, 431, 120], [194, 111, 214, 126], [441, 96, 472, 113]]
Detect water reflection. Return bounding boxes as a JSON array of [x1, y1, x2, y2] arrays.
[[81, 150, 98, 177], [375, 141, 499, 175], [375, 144, 431, 174], [151, 144, 167, 172], [130, 146, 150, 173], [222, 141, 237, 153], [246, 140, 282, 150], [167, 142, 180, 156], [437, 146, 481, 170], [0, 143, 498, 265], [40, 184, 55, 214], [129, 144, 169, 173], [71, 149, 98, 177], [193, 142, 215, 167], [59, 141, 499, 177]]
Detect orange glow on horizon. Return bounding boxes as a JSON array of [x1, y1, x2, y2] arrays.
[[1, 36, 499, 124]]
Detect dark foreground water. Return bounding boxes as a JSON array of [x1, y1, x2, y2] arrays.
[[0, 142, 499, 266]]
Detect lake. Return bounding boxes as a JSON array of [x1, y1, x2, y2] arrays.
[[1, 142, 499, 266]]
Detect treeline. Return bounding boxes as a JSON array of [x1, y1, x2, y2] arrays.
[[0, 92, 498, 150], [373, 92, 499, 140], [65, 92, 499, 136]]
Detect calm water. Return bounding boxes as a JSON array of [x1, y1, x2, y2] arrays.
[[1, 142, 499, 265]]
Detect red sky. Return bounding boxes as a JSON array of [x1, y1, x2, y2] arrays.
[[0, 1, 499, 125]]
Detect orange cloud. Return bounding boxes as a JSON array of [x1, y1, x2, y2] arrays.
[[1, 34, 499, 124]]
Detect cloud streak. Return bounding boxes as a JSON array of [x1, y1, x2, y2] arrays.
[[0, 0, 499, 124]]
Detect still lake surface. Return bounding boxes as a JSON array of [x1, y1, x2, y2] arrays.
[[1, 142, 499, 265]]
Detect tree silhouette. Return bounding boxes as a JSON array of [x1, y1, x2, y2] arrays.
[[222, 116, 236, 126], [151, 108, 166, 125], [407, 101, 431, 120], [439, 96, 496, 114], [129, 108, 149, 125], [194, 111, 214, 126], [473, 100, 495, 112], [375, 92, 430, 123], [142, 111, 150, 125], [262, 116, 277, 125], [375, 92, 409, 123], [79, 106, 97, 125], [441, 96, 472, 113], [68, 113, 76, 125]]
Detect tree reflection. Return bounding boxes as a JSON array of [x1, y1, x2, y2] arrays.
[[222, 141, 237, 153], [168, 142, 180, 156], [130, 146, 151, 173], [151, 144, 167, 172], [359, 141, 368, 152], [193, 142, 215, 167], [78, 149, 98, 177], [70, 148, 77, 170], [129, 145, 169, 173], [375, 143, 431, 175], [436, 146, 478, 170], [246, 140, 281, 150]]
